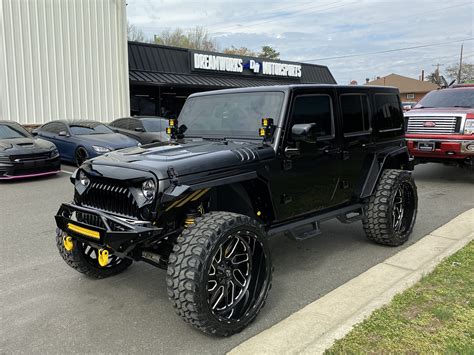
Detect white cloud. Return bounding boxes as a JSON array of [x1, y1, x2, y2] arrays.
[[127, 0, 474, 84]]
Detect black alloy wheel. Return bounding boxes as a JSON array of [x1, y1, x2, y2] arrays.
[[75, 147, 88, 167], [207, 231, 257, 320], [391, 182, 416, 235], [363, 169, 418, 246], [167, 212, 272, 336]]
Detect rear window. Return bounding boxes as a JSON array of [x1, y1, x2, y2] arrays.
[[374, 94, 403, 132], [414, 89, 473, 108]]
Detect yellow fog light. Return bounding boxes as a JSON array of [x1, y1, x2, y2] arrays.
[[63, 236, 74, 252], [98, 249, 109, 267]]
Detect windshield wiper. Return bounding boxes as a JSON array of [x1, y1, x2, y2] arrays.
[[452, 105, 472, 108], [202, 137, 227, 141]]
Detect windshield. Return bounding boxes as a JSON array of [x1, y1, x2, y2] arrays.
[[70, 123, 114, 135], [178, 91, 285, 138], [415, 89, 474, 108], [0, 124, 30, 139], [141, 118, 168, 132]]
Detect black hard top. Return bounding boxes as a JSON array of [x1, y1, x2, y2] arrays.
[[188, 84, 399, 98]]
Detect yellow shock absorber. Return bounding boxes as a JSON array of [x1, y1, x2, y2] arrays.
[[184, 212, 199, 228], [63, 236, 74, 252], [184, 217, 195, 228], [98, 249, 109, 267]]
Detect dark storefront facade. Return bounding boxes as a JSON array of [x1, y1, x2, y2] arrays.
[[128, 42, 336, 117]]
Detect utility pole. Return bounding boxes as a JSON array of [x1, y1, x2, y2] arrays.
[[457, 44, 464, 84]]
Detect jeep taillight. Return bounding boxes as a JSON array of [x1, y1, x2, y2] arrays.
[[464, 113, 474, 135]]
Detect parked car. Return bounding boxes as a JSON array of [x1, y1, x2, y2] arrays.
[[54, 85, 418, 336], [34, 120, 140, 166], [402, 101, 416, 112], [0, 120, 60, 180], [108, 116, 169, 144], [404, 86, 474, 168]]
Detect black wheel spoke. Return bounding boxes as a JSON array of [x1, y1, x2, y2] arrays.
[[206, 231, 260, 321]]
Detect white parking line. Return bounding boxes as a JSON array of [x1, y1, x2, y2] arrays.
[[61, 170, 73, 175]]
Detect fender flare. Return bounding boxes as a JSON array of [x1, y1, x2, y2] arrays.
[[162, 171, 258, 201], [358, 146, 411, 199]]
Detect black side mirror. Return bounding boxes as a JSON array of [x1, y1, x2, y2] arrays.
[[291, 123, 317, 142], [134, 127, 145, 132], [58, 131, 69, 137]]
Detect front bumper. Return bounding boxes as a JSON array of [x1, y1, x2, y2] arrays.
[[0, 155, 60, 180], [406, 135, 474, 161], [55, 203, 163, 252]]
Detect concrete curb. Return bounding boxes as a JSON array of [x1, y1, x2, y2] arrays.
[[229, 208, 474, 355]]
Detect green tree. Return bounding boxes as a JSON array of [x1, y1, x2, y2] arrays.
[[153, 26, 218, 51], [127, 22, 147, 42], [258, 45, 280, 60], [223, 46, 256, 56]]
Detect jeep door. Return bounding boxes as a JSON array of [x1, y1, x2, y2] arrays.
[[270, 90, 343, 220], [335, 89, 374, 202]]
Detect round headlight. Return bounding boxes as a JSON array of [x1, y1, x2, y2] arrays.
[[142, 179, 156, 200], [78, 170, 90, 187]]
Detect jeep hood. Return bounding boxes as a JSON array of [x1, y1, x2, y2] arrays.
[[88, 139, 275, 180]]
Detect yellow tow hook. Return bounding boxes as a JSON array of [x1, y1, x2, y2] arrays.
[[63, 236, 74, 252], [98, 249, 109, 267]]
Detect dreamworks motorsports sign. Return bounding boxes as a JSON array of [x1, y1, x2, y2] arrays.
[[191, 51, 302, 78]]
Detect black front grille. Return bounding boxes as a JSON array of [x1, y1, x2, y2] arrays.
[[78, 181, 140, 219], [10, 152, 51, 162]]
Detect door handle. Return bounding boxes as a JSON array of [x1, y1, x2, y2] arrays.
[[323, 147, 341, 155]]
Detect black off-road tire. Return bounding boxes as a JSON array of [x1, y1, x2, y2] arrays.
[[56, 229, 132, 279], [363, 169, 418, 246], [166, 211, 272, 337]]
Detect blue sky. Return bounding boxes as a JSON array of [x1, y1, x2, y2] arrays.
[[127, 0, 474, 84]]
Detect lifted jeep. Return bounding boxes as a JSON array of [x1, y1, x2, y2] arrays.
[[55, 85, 418, 336]]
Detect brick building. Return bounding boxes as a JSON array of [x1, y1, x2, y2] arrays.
[[365, 73, 439, 102]]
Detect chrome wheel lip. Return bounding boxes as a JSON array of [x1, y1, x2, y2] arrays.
[[391, 181, 416, 234]]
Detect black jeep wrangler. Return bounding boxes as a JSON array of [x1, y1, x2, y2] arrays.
[[55, 85, 418, 336]]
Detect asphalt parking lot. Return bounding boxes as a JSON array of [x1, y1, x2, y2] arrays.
[[1, 163, 473, 354]]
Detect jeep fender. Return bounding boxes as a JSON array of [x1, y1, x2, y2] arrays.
[[161, 171, 276, 221], [357, 146, 412, 199]]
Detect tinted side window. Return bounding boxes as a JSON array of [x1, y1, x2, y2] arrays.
[[340, 94, 370, 135], [111, 118, 129, 129], [291, 95, 333, 139], [128, 119, 143, 131], [41, 123, 62, 134], [374, 94, 403, 132]]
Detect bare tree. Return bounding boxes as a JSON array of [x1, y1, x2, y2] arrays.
[[223, 46, 256, 56], [445, 63, 474, 83], [153, 26, 218, 51], [127, 21, 147, 42]]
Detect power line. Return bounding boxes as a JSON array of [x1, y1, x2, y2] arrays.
[[304, 38, 474, 62], [137, 1, 320, 32], [209, 2, 359, 33], [311, 2, 474, 41]]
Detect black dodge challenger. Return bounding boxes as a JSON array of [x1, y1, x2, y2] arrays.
[[0, 120, 61, 180]]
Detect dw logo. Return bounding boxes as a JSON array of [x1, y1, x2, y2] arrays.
[[247, 60, 261, 73]]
